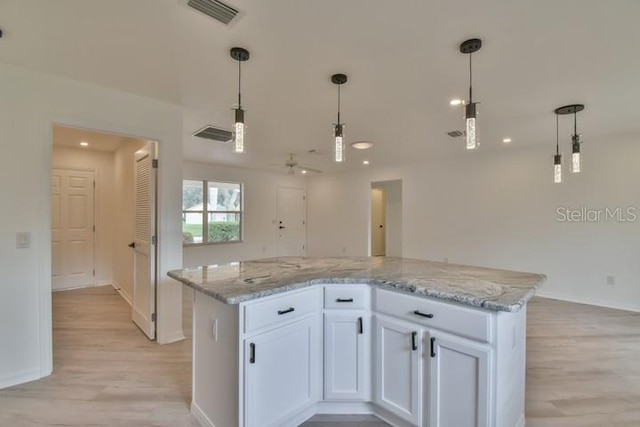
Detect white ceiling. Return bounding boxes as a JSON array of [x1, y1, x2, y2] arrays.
[[2, 0, 639, 173], [52, 126, 126, 152]]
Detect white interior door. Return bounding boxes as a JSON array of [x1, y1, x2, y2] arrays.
[[51, 168, 95, 290], [371, 188, 386, 256], [131, 143, 157, 340], [276, 187, 306, 257]]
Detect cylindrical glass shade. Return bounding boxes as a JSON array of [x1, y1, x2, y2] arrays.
[[465, 103, 477, 150], [571, 139, 581, 173], [554, 154, 562, 184], [334, 124, 345, 162], [234, 108, 245, 153]]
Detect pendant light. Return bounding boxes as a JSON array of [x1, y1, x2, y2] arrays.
[[460, 38, 482, 150], [553, 113, 563, 184], [331, 73, 348, 162], [554, 104, 585, 176], [230, 47, 250, 153]]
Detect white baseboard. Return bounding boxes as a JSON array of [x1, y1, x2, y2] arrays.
[[536, 292, 640, 313], [111, 282, 132, 306], [192, 401, 216, 427], [0, 368, 46, 390], [315, 401, 374, 414]]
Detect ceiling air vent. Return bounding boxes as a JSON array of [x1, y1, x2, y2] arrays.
[[186, 0, 240, 25], [447, 130, 465, 138], [193, 126, 233, 143]]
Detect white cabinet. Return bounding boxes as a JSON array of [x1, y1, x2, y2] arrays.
[[244, 316, 320, 427], [428, 332, 491, 427], [374, 315, 423, 426], [324, 312, 370, 401]]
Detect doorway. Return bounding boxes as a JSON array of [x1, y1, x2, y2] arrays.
[[51, 125, 158, 339], [370, 180, 403, 257], [276, 186, 307, 257]]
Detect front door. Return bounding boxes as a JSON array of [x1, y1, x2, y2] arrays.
[[131, 143, 157, 340], [51, 168, 95, 290], [276, 187, 306, 257]]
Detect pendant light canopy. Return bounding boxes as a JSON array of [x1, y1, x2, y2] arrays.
[[460, 38, 482, 150], [554, 104, 585, 178], [230, 47, 250, 153], [331, 73, 348, 163]]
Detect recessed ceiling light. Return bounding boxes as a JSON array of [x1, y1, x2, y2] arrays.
[[502, 138, 512, 144], [450, 99, 463, 106], [350, 141, 374, 150], [80, 141, 89, 147], [363, 160, 369, 165], [301, 170, 307, 174]]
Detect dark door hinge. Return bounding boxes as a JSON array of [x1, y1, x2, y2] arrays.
[[151, 235, 157, 245], [152, 159, 158, 168], [151, 313, 157, 322]]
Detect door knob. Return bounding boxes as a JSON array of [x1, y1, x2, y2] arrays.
[[128, 242, 135, 248]]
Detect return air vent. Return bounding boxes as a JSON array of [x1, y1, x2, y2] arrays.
[[447, 130, 465, 138], [193, 126, 233, 143], [186, 0, 240, 25]]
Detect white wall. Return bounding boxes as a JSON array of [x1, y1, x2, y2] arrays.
[[113, 139, 147, 304], [52, 146, 115, 286], [183, 161, 306, 267], [307, 136, 640, 312], [0, 63, 184, 389]]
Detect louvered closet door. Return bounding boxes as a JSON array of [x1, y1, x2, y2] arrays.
[[132, 144, 157, 340]]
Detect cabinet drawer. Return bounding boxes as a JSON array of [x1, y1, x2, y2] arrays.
[[244, 287, 320, 334], [324, 285, 370, 310], [374, 288, 493, 343]]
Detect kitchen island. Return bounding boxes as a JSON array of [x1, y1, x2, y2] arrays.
[[168, 257, 545, 427]]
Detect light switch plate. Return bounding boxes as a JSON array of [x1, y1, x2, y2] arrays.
[[16, 232, 31, 249]]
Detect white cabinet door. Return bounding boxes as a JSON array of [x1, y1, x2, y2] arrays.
[[324, 312, 369, 401], [244, 317, 319, 427], [374, 315, 422, 426], [428, 332, 491, 427]]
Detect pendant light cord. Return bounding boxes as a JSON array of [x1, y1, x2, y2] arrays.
[[337, 83, 341, 124], [573, 110, 577, 137], [556, 113, 560, 155], [469, 52, 473, 103], [237, 59, 242, 109]]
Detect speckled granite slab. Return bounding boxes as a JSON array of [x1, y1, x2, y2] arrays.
[[168, 257, 546, 312]]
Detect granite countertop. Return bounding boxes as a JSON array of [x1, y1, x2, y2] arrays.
[[168, 257, 546, 312]]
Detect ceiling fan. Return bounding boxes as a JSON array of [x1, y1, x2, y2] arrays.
[[270, 153, 323, 175]]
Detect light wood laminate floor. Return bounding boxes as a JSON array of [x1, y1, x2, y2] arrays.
[[0, 286, 639, 426]]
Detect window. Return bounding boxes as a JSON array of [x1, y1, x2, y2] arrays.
[[182, 180, 243, 245]]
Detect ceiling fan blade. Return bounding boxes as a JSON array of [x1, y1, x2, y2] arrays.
[[297, 165, 323, 173]]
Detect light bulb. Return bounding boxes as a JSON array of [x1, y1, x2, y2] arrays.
[[334, 124, 345, 162], [554, 154, 562, 184], [335, 136, 344, 162], [465, 103, 477, 150], [571, 138, 581, 173], [234, 108, 245, 153]]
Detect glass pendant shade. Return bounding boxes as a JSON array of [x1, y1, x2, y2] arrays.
[[465, 103, 477, 150], [571, 137, 581, 173], [554, 154, 562, 184], [334, 124, 345, 162], [234, 108, 245, 153]]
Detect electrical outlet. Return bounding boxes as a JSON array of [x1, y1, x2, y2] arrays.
[[606, 275, 616, 286], [16, 232, 31, 249]]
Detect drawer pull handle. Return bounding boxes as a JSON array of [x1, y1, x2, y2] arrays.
[[277, 307, 295, 315], [249, 343, 256, 364], [336, 298, 354, 303], [357, 317, 363, 334], [411, 331, 418, 351], [430, 337, 436, 358], [413, 310, 434, 319]]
